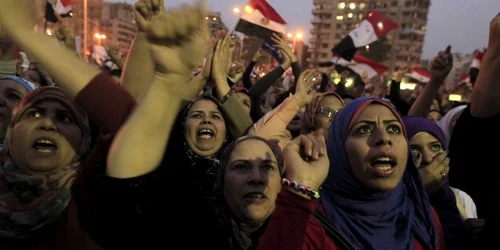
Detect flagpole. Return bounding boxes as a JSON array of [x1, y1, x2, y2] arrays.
[[83, 0, 88, 61]]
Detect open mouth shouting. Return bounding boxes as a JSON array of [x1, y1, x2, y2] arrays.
[[197, 127, 215, 140], [369, 152, 397, 177], [32, 136, 58, 155], [243, 191, 267, 204]]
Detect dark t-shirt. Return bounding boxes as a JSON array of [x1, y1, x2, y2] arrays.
[[448, 104, 500, 219]]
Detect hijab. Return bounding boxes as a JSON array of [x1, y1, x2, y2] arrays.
[[178, 95, 229, 196], [437, 105, 466, 148], [0, 76, 37, 149], [214, 135, 284, 250], [404, 116, 464, 248], [0, 76, 38, 92], [0, 87, 91, 240], [301, 92, 344, 134], [321, 97, 438, 250]]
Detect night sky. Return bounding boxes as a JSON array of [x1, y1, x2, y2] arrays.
[[109, 0, 499, 59]]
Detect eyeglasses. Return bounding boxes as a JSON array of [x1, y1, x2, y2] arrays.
[[316, 106, 342, 118]]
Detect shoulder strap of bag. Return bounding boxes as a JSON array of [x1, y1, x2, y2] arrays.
[[312, 210, 356, 250]]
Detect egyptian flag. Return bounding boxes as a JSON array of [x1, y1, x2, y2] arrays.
[[332, 10, 398, 61], [46, 0, 72, 23], [405, 66, 431, 83], [332, 54, 389, 80], [469, 50, 484, 85], [235, 0, 286, 40]]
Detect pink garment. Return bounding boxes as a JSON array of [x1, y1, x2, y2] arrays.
[[247, 94, 299, 150]]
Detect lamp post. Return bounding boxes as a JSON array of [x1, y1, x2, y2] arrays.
[[83, 0, 88, 61], [233, 7, 244, 58], [286, 32, 303, 53], [94, 33, 106, 45]]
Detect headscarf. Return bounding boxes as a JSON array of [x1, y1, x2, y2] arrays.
[[0, 86, 91, 240], [0, 76, 38, 149], [437, 105, 466, 148], [404, 116, 447, 150], [301, 91, 344, 134], [321, 97, 438, 250], [0, 76, 37, 92], [404, 116, 463, 248], [179, 95, 229, 197], [214, 135, 284, 250]]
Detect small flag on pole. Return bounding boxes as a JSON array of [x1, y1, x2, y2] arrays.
[[331, 54, 389, 80], [405, 67, 431, 83], [332, 10, 398, 61], [469, 50, 484, 85], [235, 0, 286, 40]]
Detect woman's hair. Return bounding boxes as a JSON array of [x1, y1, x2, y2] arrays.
[[213, 136, 284, 250]]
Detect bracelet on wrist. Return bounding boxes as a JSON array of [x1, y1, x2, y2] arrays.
[[282, 178, 320, 200]]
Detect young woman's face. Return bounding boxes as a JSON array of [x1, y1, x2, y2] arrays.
[[223, 139, 281, 222], [410, 132, 444, 169], [344, 104, 408, 192], [11, 100, 82, 174], [184, 99, 227, 157], [313, 95, 344, 138]]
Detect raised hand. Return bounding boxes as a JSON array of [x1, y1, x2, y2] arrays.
[[211, 33, 233, 84], [295, 69, 319, 108], [201, 30, 225, 79], [283, 129, 329, 191], [487, 13, 500, 57], [417, 151, 450, 194], [54, 12, 76, 51], [146, 1, 210, 77], [429, 45, 453, 84], [271, 33, 296, 61]]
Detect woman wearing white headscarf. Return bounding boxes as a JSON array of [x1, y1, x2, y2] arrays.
[[437, 105, 467, 148]]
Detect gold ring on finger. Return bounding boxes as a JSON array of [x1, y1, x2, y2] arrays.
[[440, 171, 447, 180]]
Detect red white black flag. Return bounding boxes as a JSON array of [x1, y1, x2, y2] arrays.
[[46, 0, 72, 23], [234, 0, 286, 40], [332, 10, 398, 61]]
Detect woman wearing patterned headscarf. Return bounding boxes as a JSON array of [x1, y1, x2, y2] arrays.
[[301, 92, 344, 138], [0, 87, 94, 246], [213, 135, 284, 250], [257, 97, 446, 250]]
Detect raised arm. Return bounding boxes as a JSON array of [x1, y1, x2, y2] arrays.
[[408, 46, 452, 116], [106, 0, 209, 178], [0, 0, 101, 97], [471, 14, 500, 117], [119, 1, 156, 101]]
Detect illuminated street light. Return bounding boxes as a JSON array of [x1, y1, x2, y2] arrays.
[[296, 33, 303, 39], [233, 7, 240, 13], [94, 33, 106, 39], [287, 33, 293, 38]]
